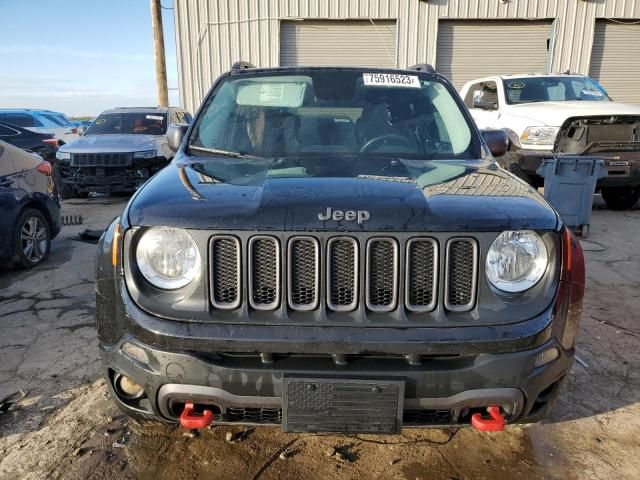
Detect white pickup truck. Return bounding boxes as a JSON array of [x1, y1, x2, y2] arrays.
[[460, 74, 640, 210]]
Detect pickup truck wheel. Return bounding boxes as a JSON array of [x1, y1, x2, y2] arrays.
[[601, 186, 640, 210]]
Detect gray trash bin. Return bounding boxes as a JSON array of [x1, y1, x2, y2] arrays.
[[536, 156, 607, 238]]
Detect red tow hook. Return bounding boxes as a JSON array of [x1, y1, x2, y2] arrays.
[[471, 406, 505, 432], [179, 401, 214, 429]]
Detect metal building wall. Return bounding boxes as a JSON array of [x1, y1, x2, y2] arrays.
[[174, 0, 640, 114]]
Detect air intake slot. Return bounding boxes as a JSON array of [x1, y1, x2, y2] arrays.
[[366, 238, 398, 312], [288, 237, 320, 311], [249, 236, 280, 310], [405, 238, 437, 312], [327, 237, 358, 312], [445, 238, 478, 311], [210, 236, 241, 310]]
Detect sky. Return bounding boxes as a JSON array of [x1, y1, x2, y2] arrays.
[[0, 0, 180, 117]]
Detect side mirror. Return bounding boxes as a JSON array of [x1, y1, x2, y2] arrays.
[[472, 90, 498, 110], [77, 126, 86, 136], [167, 123, 189, 152], [482, 129, 510, 157]]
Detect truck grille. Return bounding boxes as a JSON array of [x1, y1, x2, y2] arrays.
[[445, 239, 478, 311], [208, 234, 478, 315], [70, 152, 132, 167], [210, 236, 241, 309]]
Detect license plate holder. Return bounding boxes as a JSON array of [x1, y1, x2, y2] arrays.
[[282, 378, 404, 434]]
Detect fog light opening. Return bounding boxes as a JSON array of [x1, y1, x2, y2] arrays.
[[114, 373, 145, 400], [534, 347, 560, 369]]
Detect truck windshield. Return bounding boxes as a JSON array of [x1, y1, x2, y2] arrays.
[[189, 70, 479, 160], [504, 77, 611, 104], [85, 112, 167, 135]]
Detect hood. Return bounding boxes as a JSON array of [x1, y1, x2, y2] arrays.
[[60, 134, 163, 153], [126, 155, 559, 232], [506, 101, 640, 126]]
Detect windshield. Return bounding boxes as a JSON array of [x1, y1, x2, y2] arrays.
[[188, 70, 479, 160], [504, 77, 610, 104], [85, 112, 167, 135]]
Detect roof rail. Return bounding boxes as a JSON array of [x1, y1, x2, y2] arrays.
[[231, 61, 256, 71], [407, 63, 436, 73]]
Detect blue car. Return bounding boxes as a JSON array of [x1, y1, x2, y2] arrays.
[[0, 140, 61, 268]]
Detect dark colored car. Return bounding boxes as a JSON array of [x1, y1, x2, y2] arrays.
[[0, 140, 61, 268], [96, 64, 585, 434], [55, 107, 191, 198], [0, 122, 59, 160]]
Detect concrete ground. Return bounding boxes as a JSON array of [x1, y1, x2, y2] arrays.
[[0, 196, 638, 480]]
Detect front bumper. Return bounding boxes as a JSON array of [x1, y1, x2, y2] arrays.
[[57, 157, 167, 193], [515, 149, 640, 187], [101, 334, 572, 429], [98, 281, 574, 429]]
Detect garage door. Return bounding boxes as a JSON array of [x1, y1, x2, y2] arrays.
[[589, 21, 640, 104], [436, 20, 553, 89], [280, 20, 396, 68]]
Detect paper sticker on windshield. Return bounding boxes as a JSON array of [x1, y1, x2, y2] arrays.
[[146, 115, 164, 121], [259, 84, 285, 102], [508, 82, 526, 89], [581, 89, 603, 97], [363, 73, 420, 88]]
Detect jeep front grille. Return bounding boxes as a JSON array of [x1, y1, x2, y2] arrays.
[[445, 238, 478, 311], [288, 237, 319, 310], [70, 152, 132, 167], [406, 238, 437, 312], [208, 234, 479, 315], [249, 236, 280, 310], [210, 236, 241, 309], [327, 237, 358, 311], [366, 239, 398, 312]]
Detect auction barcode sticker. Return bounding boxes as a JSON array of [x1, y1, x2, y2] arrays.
[[363, 73, 420, 88]]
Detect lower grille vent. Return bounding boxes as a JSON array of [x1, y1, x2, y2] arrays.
[[226, 407, 282, 424]]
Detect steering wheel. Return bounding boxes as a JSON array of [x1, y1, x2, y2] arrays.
[[360, 133, 413, 153]]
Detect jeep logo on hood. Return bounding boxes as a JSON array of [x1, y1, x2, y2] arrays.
[[318, 207, 370, 224]]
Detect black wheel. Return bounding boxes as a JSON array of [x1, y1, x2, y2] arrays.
[[601, 186, 640, 210], [12, 209, 51, 268]]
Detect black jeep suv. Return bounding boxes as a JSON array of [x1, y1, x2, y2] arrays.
[[96, 64, 585, 434]]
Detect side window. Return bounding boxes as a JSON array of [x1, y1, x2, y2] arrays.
[[465, 82, 498, 110], [464, 82, 485, 108], [5, 114, 38, 128], [0, 125, 18, 137]]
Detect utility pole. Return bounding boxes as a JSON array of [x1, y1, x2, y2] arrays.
[[150, 0, 169, 107]]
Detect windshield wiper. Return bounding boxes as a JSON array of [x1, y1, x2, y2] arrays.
[[188, 145, 263, 159]]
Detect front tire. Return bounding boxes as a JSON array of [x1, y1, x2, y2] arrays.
[[601, 186, 640, 210], [12, 209, 51, 268]]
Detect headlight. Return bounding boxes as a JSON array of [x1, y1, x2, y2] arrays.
[[56, 151, 70, 160], [486, 230, 548, 293], [133, 150, 156, 159], [520, 126, 559, 146], [136, 227, 201, 289]]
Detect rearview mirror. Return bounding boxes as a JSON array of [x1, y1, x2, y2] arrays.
[[482, 129, 510, 157], [77, 126, 86, 136], [167, 123, 189, 152]]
